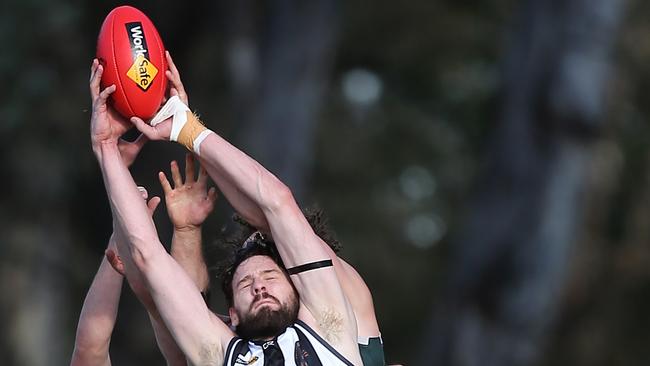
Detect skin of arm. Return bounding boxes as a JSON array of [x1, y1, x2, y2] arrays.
[[161, 52, 215, 294], [71, 130, 159, 366], [107, 248, 188, 366], [198, 163, 381, 338], [130, 88, 362, 365], [70, 236, 122, 366], [108, 195, 189, 366], [89, 59, 234, 365], [109, 152, 220, 364], [108, 55, 222, 365], [161, 153, 216, 293], [72, 190, 188, 366]]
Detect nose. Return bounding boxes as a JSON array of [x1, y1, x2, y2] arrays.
[[252, 279, 266, 294]]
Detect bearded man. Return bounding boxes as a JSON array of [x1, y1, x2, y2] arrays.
[[89, 56, 363, 365]]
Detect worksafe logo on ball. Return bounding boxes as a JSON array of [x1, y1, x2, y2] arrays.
[[125, 22, 158, 91]]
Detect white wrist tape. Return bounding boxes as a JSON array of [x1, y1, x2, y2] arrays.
[[149, 96, 191, 142], [193, 129, 214, 155]]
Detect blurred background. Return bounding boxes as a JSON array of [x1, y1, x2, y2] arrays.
[[2, 0, 650, 365]]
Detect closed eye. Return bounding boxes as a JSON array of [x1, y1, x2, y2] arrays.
[[237, 275, 253, 290], [261, 269, 281, 282]]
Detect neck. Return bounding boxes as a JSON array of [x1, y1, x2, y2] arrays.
[[253, 336, 275, 342]]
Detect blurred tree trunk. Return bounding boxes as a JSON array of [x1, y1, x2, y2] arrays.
[[222, 0, 339, 201], [0, 2, 85, 364], [421, 0, 626, 365]]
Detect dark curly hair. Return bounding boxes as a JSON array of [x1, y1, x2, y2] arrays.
[[213, 206, 341, 306]]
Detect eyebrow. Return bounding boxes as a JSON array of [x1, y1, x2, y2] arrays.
[[261, 269, 281, 276], [236, 269, 282, 288]]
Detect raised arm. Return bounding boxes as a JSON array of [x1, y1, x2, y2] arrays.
[[130, 71, 360, 364], [160, 153, 216, 293], [107, 189, 190, 366], [71, 127, 150, 366], [89, 59, 234, 365], [71, 235, 122, 366]]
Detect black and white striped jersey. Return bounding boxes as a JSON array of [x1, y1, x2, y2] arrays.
[[222, 320, 356, 366]]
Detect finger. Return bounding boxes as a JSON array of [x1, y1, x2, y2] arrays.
[[185, 153, 196, 183], [170, 160, 183, 188], [165, 69, 182, 87], [197, 163, 209, 185], [147, 196, 161, 216], [130, 117, 159, 140], [166, 72, 188, 105], [207, 187, 218, 204], [166, 51, 188, 103], [89, 58, 98, 82], [137, 186, 149, 200], [166, 50, 181, 79], [105, 249, 126, 276], [97, 84, 116, 105], [89, 61, 102, 99], [158, 171, 173, 195]]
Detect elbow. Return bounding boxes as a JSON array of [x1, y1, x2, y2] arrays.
[[261, 180, 295, 214], [125, 234, 162, 274], [131, 246, 160, 275]]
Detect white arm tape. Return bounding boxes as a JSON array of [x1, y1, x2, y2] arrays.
[[149, 96, 191, 142], [193, 129, 214, 155]]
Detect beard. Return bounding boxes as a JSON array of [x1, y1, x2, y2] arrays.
[[235, 292, 299, 340]]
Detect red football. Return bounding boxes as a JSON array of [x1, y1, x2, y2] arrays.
[[97, 6, 167, 120]]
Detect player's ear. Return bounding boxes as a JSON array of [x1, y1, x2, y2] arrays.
[[228, 307, 239, 326]]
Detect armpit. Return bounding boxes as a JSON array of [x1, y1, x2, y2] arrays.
[[316, 308, 345, 345], [196, 342, 222, 366]]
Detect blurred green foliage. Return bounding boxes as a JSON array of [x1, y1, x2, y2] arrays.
[[2, 0, 650, 365]]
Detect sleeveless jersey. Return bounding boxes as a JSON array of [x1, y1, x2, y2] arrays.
[[223, 320, 355, 366], [358, 336, 385, 366]]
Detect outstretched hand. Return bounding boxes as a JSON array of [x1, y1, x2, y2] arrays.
[[130, 51, 189, 142], [165, 51, 188, 105], [160, 153, 217, 231], [90, 58, 149, 165], [89, 59, 132, 148]]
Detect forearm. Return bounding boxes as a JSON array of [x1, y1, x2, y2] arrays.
[[96, 142, 161, 267], [149, 312, 187, 366], [113, 219, 228, 363], [198, 134, 329, 266], [171, 228, 209, 292], [96, 144, 197, 359], [112, 228, 187, 365], [72, 239, 123, 365], [198, 157, 269, 231], [197, 134, 288, 220]]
